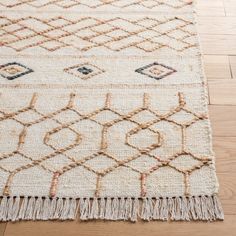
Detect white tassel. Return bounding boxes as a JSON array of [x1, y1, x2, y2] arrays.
[[42, 197, 50, 220], [34, 197, 43, 220], [49, 198, 57, 219], [111, 197, 119, 220], [152, 198, 160, 220], [118, 197, 125, 219], [68, 198, 77, 220], [11, 197, 20, 221], [179, 197, 188, 220], [0, 195, 224, 222], [124, 197, 132, 220], [193, 196, 202, 220], [168, 197, 175, 220], [89, 198, 98, 219], [25, 197, 35, 220], [53, 198, 64, 219], [104, 197, 112, 219], [131, 198, 139, 222], [141, 198, 153, 221], [59, 198, 70, 220], [18, 197, 28, 220], [99, 198, 106, 219], [6, 197, 13, 221], [213, 195, 224, 220], [80, 198, 90, 220], [159, 197, 168, 220], [189, 196, 197, 220], [200, 196, 208, 220], [0, 196, 8, 221]]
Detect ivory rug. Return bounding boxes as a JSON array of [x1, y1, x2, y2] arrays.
[[0, 0, 224, 221]]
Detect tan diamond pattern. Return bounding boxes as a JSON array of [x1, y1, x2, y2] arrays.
[[0, 16, 196, 52], [0, 0, 192, 9]]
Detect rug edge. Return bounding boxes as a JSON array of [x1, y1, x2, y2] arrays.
[[0, 195, 224, 222]]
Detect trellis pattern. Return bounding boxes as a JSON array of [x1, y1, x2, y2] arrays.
[[0, 0, 193, 10], [0, 16, 197, 52], [0, 92, 211, 198]]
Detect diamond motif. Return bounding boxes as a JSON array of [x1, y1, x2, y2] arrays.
[[127, 155, 160, 173], [84, 155, 117, 173], [127, 128, 162, 151], [0, 154, 31, 172], [135, 62, 176, 80], [1, 16, 195, 52], [170, 155, 202, 172], [131, 110, 157, 124], [0, 0, 192, 9], [41, 154, 73, 172], [0, 62, 33, 80], [168, 110, 198, 126], [90, 110, 120, 125], [64, 63, 105, 80]]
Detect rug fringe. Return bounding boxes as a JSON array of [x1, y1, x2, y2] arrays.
[[0, 195, 224, 222]]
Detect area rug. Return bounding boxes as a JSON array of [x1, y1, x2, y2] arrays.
[[0, 0, 224, 222]]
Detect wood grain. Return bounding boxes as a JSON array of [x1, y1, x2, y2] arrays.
[[218, 173, 236, 215], [209, 105, 236, 136], [224, 0, 236, 16], [3, 216, 235, 236], [198, 17, 236, 35], [196, 7, 225, 16], [214, 137, 236, 173], [0, 224, 6, 236], [199, 34, 236, 55], [203, 55, 231, 79], [229, 56, 236, 78], [208, 80, 236, 105], [196, 0, 224, 8]]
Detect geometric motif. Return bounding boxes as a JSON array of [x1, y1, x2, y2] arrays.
[[0, 16, 196, 52], [0, 0, 224, 222], [0, 92, 210, 199], [0, 62, 33, 80], [135, 62, 176, 80], [64, 63, 105, 80], [0, 0, 193, 10]]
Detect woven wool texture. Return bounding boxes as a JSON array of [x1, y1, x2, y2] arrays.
[[0, 0, 223, 221]]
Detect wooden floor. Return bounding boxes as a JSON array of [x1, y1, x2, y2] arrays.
[[1, 0, 236, 235]]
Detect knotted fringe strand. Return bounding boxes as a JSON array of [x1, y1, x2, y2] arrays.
[[0, 195, 224, 222]]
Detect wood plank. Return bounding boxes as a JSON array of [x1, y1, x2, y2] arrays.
[[203, 55, 231, 79], [224, 0, 236, 16], [208, 80, 236, 105], [214, 137, 236, 173], [196, 0, 224, 8], [0, 223, 6, 236], [197, 17, 236, 35], [218, 173, 236, 215], [3, 215, 236, 236], [196, 7, 225, 16], [199, 34, 236, 55], [229, 56, 236, 78], [209, 105, 236, 136]]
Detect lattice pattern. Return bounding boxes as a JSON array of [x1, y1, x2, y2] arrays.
[[0, 0, 193, 9], [0, 16, 197, 52], [0, 93, 211, 198]]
